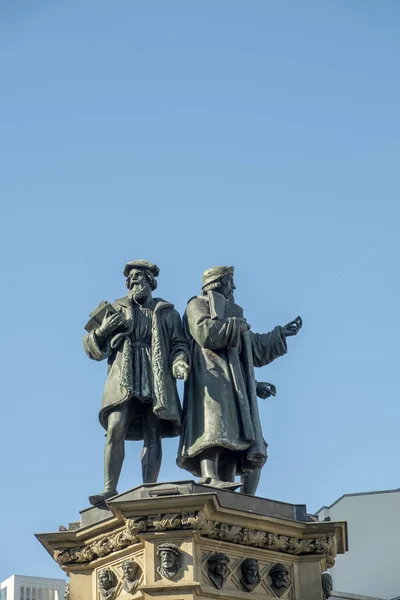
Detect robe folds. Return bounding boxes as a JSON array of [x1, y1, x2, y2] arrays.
[[83, 296, 189, 441], [177, 291, 287, 476]]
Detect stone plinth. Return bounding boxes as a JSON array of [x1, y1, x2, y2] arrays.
[[36, 481, 347, 600]]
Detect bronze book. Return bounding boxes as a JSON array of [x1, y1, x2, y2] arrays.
[[84, 300, 115, 333]]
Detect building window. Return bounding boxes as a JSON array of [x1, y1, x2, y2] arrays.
[[38, 590, 42, 600], [32, 589, 36, 600], [0, 587, 7, 600], [20, 586, 25, 600]]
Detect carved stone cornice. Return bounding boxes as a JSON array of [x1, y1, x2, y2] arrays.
[[54, 510, 337, 568], [54, 517, 146, 566]]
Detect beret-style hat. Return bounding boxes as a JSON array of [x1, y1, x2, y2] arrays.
[[123, 260, 160, 278], [157, 543, 180, 557], [269, 563, 289, 575], [202, 265, 234, 289]]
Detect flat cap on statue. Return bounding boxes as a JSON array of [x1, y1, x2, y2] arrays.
[[123, 260, 160, 278], [157, 542, 181, 557], [269, 563, 289, 575], [202, 265, 234, 289]]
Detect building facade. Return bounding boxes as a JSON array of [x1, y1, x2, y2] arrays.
[[0, 575, 65, 600], [317, 489, 400, 600]]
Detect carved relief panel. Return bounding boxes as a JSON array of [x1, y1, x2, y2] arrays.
[[94, 551, 144, 599], [156, 542, 183, 581], [201, 549, 294, 598]]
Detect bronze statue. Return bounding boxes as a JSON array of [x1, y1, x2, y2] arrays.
[[177, 265, 301, 491], [240, 558, 261, 592], [241, 380, 276, 495], [157, 542, 182, 580], [84, 260, 190, 505]]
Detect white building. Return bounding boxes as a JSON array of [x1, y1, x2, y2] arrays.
[[0, 575, 65, 600], [316, 488, 400, 600]]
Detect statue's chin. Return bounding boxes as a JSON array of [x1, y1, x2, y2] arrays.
[[129, 287, 149, 303]]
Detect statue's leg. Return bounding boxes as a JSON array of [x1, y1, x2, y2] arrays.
[[199, 450, 240, 490], [141, 405, 162, 483], [240, 467, 262, 495], [89, 403, 131, 506], [198, 448, 220, 485], [104, 403, 131, 492], [218, 450, 237, 483]]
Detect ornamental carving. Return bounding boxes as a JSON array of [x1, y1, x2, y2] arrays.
[[54, 518, 144, 565], [54, 509, 337, 567]]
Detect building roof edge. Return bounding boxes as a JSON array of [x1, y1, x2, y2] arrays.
[[315, 487, 400, 515]]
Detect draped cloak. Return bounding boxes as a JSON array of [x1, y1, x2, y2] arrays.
[[177, 291, 287, 476], [83, 296, 189, 441]]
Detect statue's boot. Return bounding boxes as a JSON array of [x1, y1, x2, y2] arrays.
[[88, 489, 118, 506], [198, 477, 242, 491], [241, 467, 262, 496]]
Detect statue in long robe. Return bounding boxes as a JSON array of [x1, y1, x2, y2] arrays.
[[83, 260, 190, 505], [177, 266, 301, 492]]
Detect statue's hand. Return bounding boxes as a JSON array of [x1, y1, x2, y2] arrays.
[[238, 317, 251, 334], [256, 381, 277, 399], [172, 359, 190, 381], [282, 316, 302, 337], [98, 312, 127, 338]]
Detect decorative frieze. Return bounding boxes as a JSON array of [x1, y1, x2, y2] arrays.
[[54, 510, 337, 568]]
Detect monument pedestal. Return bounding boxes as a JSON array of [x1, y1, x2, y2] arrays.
[[36, 481, 347, 600]]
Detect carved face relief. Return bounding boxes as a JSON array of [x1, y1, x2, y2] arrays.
[[207, 553, 230, 589], [98, 569, 117, 600], [122, 560, 141, 594], [240, 558, 261, 592], [269, 564, 290, 597], [322, 573, 333, 599], [157, 544, 181, 580]]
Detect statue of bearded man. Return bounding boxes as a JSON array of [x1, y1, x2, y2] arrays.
[[177, 265, 301, 491], [84, 260, 190, 505]]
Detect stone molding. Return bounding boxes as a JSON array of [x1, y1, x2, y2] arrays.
[[54, 510, 337, 568]]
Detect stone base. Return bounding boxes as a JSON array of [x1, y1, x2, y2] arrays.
[[36, 481, 347, 600]]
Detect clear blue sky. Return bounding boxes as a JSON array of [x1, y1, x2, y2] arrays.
[[0, 0, 399, 582]]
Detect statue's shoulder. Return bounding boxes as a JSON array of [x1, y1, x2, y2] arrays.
[[186, 295, 207, 309], [113, 296, 130, 308], [185, 296, 211, 320], [187, 295, 202, 305], [153, 298, 176, 314]]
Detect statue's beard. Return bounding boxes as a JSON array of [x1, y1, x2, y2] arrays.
[[128, 283, 150, 304], [219, 286, 234, 302]]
